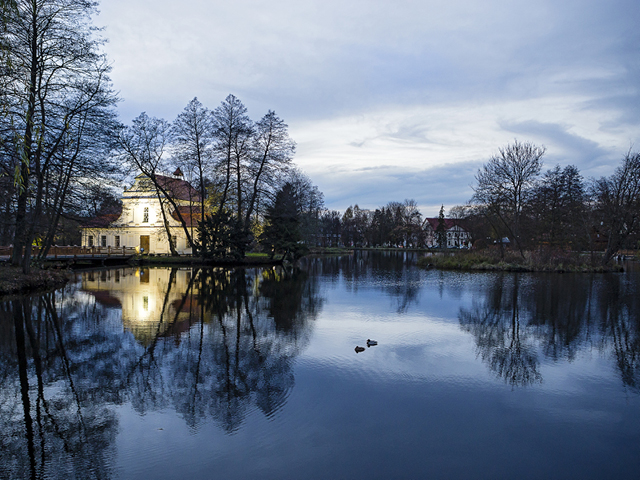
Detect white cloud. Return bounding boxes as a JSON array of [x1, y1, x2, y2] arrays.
[[96, 0, 640, 211]]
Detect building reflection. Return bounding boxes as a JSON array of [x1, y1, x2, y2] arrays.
[[80, 266, 321, 431], [82, 267, 201, 345], [0, 265, 323, 478]]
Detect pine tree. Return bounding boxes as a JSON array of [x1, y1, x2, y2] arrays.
[[261, 183, 305, 260], [436, 205, 447, 248]]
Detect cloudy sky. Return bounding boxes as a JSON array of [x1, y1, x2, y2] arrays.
[[96, 0, 640, 215]]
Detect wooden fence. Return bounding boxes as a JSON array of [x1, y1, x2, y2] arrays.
[[0, 246, 138, 258]]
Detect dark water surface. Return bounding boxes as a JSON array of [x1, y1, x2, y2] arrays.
[[1, 252, 639, 479]]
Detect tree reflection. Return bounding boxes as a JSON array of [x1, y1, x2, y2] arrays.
[[0, 294, 119, 480], [460, 274, 543, 387], [459, 272, 640, 391], [3, 258, 639, 478], [302, 250, 421, 312], [596, 275, 640, 392], [0, 264, 322, 478], [83, 266, 321, 433]]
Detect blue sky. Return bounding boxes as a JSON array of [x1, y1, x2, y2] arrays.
[[97, 0, 640, 215]]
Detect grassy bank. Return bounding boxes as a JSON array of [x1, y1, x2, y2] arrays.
[[134, 253, 282, 267], [417, 250, 624, 273], [0, 266, 72, 296], [308, 247, 354, 255]]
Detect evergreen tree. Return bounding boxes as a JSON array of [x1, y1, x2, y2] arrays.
[[197, 209, 248, 260], [436, 205, 447, 248], [261, 183, 305, 260]]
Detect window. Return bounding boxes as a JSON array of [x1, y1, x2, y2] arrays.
[[101, 235, 107, 247], [88, 236, 94, 247], [140, 178, 153, 190], [115, 236, 120, 248], [143, 207, 149, 223]]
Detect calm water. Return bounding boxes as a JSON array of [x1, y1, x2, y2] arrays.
[[1, 252, 639, 479]]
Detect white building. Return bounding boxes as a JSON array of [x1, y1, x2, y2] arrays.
[[423, 217, 472, 248], [80, 173, 201, 255]]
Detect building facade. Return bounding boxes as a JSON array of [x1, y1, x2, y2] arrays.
[[423, 217, 472, 248], [80, 173, 201, 255]]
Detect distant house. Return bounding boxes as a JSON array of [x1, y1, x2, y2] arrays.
[[80, 173, 201, 254], [423, 218, 472, 248]]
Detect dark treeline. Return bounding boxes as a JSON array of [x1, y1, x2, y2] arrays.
[[467, 140, 640, 265], [323, 141, 640, 266], [313, 141, 639, 267], [318, 200, 425, 248]]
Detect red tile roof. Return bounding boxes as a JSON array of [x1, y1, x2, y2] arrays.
[[80, 211, 122, 228], [156, 175, 201, 202], [88, 291, 122, 308], [171, 205, 202, 227], [424, 218, 469, 231]]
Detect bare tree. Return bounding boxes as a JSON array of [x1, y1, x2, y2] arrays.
[[1, 0, 118, 272], [244, 110, 295, 231], [210, 96, 297, 254], [172, 98, 215, 250], [118, 113, 197, 255], [472, 140, 545, 258], [593, 151, 640, 264], [36, 104, 120, 259], [528, 164, 588, 250], [211, 94, 253, 219]]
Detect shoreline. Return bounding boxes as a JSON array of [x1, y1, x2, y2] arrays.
[[0, 266, 73, 298], [0, 255, 286, 296], [133, 255, 283, 268], [2, 249, 634, 297], [417, 251, 628, 273]]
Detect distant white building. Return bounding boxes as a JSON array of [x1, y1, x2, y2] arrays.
[[80, 173, 201, 254], [423, 217, 472, 248]]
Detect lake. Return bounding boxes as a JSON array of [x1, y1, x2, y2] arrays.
[[1, 251, 639, 479]]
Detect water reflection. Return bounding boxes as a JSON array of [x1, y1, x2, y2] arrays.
[[459, 273, 640, 390], [0, 266, 321, 479], [1, 255, 640, 480], [0, 294, 118, 480], [459, 275, 542, 387], [301, 250, 422, 312], [83, 267, 197, 345]]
